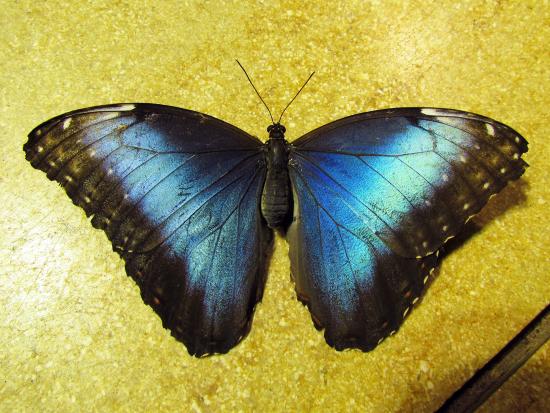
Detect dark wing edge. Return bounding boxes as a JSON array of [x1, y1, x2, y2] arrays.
[[26, 103, 263, 149], [293, 107, 528, 153], [287, 107, 528, 351], [24, 103, 272, 356]]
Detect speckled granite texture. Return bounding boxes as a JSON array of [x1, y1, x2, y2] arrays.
[[1, 1, 548, 412]]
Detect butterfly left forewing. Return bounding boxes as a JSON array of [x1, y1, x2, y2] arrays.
[[287, 108, 527, 350], [25, 104, 272, 356]]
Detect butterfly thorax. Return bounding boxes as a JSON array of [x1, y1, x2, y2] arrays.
[[261, 123, 292, 229]]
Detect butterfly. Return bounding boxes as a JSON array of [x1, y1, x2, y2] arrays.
[[23, 76, 528, 357]]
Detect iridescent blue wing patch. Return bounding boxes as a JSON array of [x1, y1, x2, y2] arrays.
[[24, 104, 272, 356], [287, 108, 528, 350]]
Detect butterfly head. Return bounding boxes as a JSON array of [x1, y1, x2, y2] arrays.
[[267, 123, 286, 140]]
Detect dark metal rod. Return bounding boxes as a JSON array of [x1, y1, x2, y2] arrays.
[[437, 304, 550, 413]]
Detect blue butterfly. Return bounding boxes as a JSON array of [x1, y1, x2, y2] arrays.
[[24, 86, 528, 357]]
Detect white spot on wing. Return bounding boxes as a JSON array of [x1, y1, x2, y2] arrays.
[[483, 182, 490, 189], [421, 108, 445, 116], [63, 118, 72, 130], [485, 123, 495, 136], [116, 104, 136, 111], [37, 145, 44, 153], [98, 112, 121, 122], [500, 167, 506, 174]]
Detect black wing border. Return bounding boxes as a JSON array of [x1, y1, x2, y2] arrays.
[[291, 107, 528, 151], [27, 102, 263, 148]]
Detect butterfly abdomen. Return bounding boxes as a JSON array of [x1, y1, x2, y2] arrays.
[[261, 125, 292, 228]]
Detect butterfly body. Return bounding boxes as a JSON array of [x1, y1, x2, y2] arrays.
[[261, 123, 292, 229], [24, 103, 528, 356]]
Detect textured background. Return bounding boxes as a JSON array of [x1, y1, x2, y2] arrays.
[[1, 1, 548, 412]]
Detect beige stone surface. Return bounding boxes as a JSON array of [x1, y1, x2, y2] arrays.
[[1, 1, 548, 412]]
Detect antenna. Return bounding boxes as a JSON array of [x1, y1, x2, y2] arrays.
[[278, 71, 315, 123], [236, 60, 315, 124], [236, 60, 275, 124]]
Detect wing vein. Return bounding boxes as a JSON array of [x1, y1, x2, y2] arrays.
[[432, 151, 481, 200], [66, 143, 127, 202], [99, 153, 160, 207], [293, 151, 407, 249], [356, 156, 418, 212], [110, 154, 198, 237], [417, 117, 524, 155], [87, 147, 156, 205], [334, 223, 370, 323], [177, 164, 262, 321], [34, 113, 135, 163], [50, 122, 139, 180], [138, 154, 261, 252], [121, 144, 260, 155], [414, 123, 502, 182], [292, 147, 434, 157], [291, 164, 379, 252]]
